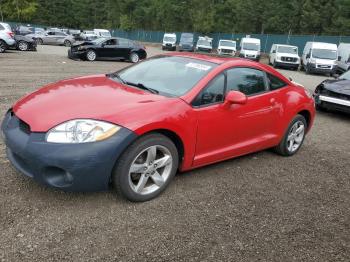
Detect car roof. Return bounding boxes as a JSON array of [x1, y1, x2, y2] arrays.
[[276, 44, 298, 48], [309, 42, 337, 49]]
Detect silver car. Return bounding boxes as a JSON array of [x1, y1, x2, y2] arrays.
[[0, 22, 16, 52], [26, 30, 75, 47]]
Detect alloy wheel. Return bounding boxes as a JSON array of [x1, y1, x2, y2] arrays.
[[18, 41, 28, 51], [130, 53, 139, 63], [86, 50, 96, 61], [0, 41, 5, 53], [287, 120, 305, 153], [128, 145, 173, 195]]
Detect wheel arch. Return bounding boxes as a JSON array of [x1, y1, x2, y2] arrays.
[[297, 109, 312, 132]]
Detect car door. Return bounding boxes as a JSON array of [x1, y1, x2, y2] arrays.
[[115, 38, 132, 59], [43, 31, 56, 44], [98, 39, 119, 58], [270, 45, 276, 64], [193, 67, 281, 167], [54, 32, 67, 45]]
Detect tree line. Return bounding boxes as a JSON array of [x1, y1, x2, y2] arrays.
[[1, 0, 350, 35]]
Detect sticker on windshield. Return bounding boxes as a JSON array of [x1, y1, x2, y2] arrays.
[[185, 63, 211, 71]]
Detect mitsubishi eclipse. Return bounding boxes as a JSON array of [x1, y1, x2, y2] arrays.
[[1, 53, 315, 202]]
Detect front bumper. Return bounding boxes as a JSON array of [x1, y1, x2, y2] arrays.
[[308, 64, 337, 74], [179, 45, 194, 52], [1, 111, 137, 192], [275, 61, 299, 69], [314, 94, 350, 113], [68, 49, 86, 60], [162, 44, 176, 50]]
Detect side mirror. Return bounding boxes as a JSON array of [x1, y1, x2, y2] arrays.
[[306, 54, 310, 59], [225, 91, 247, 105], [338, 56, 341, 61], [272, 50, 276, 53]]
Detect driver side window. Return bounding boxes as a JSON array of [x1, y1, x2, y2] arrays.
[[192, 74, 225, 107], [105, 39, 118, 45]]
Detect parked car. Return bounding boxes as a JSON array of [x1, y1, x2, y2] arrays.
[[239, 37, 261, 61], [94, 29, 111, 38], [26, 30, 75, 47], [178, 33, 194, 52], [1, 53, 315, 202], [13, 35, 37, 51], [67, 29, 82, 41], [217, 40, 237, 56], [80, 30, 98, 41], [195, 36, 212, 53], [314, 70, 350, 113], [162, 33, 177, 51], [336, 43, 350, 73], [14, 25, 34, 36], [68, 37, 147, 62], [0, 22, 15, 53], [269, 44, 300, 70], [301, 42, 338, 75]]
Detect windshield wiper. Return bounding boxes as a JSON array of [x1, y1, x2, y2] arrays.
[[107, 73, 127, 84], [125, 81, 159, 94]]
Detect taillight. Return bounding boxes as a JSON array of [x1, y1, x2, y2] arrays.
[[7, 32, 14, 38]]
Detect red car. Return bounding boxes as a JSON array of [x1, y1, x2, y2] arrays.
[[1, 53, 315, 202]]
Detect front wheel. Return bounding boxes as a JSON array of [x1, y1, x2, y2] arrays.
[[274, 115, 307, 156], [130, 52, 140, 63], [17, 41, 29, 51], [86, 49, 97, 61], [0, 40, 6, 53], [113, 133, 179, 202], [36, 38, 43, 45], [64, 40, 72, 47]]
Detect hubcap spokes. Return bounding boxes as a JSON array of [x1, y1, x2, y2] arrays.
[[129, 145, 172, 195], [287, 121, 305, 153]]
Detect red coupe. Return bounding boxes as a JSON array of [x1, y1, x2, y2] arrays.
[[1, 53, 315, 201]]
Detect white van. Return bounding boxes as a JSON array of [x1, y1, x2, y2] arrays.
[[195, 36, 213, 53], [93, 29, 111, 38], [269, 44, 300, 70], [301, 42, 338, 75], [239, 37, 261, 61], [336, 43, 350, 73], [162, 33, 177, 51], [217, 40, 236, 56]]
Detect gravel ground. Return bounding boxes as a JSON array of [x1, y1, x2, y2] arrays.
[[0, 45, 349, 262]]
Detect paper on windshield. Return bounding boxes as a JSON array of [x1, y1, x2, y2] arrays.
[[185, 63, 211, 71]]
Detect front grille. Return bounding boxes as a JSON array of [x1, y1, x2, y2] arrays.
[[317, 64, 332, 69], [321, 89, 350, 101], [221, 49, 233, 54], [281, 57, 297, 62]]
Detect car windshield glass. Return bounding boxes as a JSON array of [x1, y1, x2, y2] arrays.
[[100, 32, 111, 37], [312, 49, 337, 60], [113, 56, 217, 97], [85, 31, 94, 34], [91, 38, 106, 44], [220, 41, 236, 47], [197, 39, 211, 47], [277, 46, 298, 54], [243, 42, 260, 51], [339, 70, 350, 80], [164, 36, 176, 42], [181, 35, 193, 43]]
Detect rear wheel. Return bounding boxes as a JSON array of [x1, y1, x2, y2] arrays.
[[130, 52, 140, 63], [274, 115, 307, 156], [86, 49, 97, 61], [17, 41, 29, 51], [0, 40, 6, 53], [113, 133, 178, 202]]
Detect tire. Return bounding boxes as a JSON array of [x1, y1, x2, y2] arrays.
[[273, 60, 277, 68], [17, 41, 29, 51], [113, 133, 179, 202], [64, 40, 72, 47], [274, 115, 307, 157], [86, 49, 97, 61], [36, 38, 43, 45], [0, 40, 6, 53], [305, 64, 311, 75], [130, 52, 140, 63]]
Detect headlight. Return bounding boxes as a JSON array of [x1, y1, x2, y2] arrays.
[[46, 119, 121, 143], [310, 58, 317, 64], [77, 46, 85, 51]]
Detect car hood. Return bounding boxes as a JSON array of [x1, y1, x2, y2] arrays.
[[13, 75, 178, 132], [219, 46, 236, 51], [323, 79, 350, 95], [313, 58, 336, 65], [277, 52, 299, 58]]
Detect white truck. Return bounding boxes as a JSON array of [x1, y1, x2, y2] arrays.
[[195, 36, 213, 53], [162, 33, 177, 51], [269, 44, 300, 70], [239, 37, 261, 61], [301, 42, 338, 75], [217, 40, 236, 56], [93, 29, 111, 38], [336, 43, 350, 73]]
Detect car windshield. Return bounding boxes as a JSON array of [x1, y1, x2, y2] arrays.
[[277, 46, 298, 54], [164, 36, 176, 42], [181, 35, 193, 43], [113, 56, 217, 97], [220, 41, 236, 47], [243, 42, 260, 51], [312, 49, 337, 60], [85, 31, 94, 34], [92, 38, 107, 44], [339, 70, 350, 80], [197, 39, 211, 47], [100, 32, 111, 37]]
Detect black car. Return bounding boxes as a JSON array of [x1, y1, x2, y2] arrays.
[[314, 70, 350, 113], [11, 35, 37, 51], [68, 37, 147, 63]]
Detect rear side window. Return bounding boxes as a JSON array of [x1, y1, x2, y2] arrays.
[[226, 68, 266, 96], [192, 74, 225, 107], [267, 74, 287, 90], [0, 24, 4, 30], [118, 39, 129, 46]]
